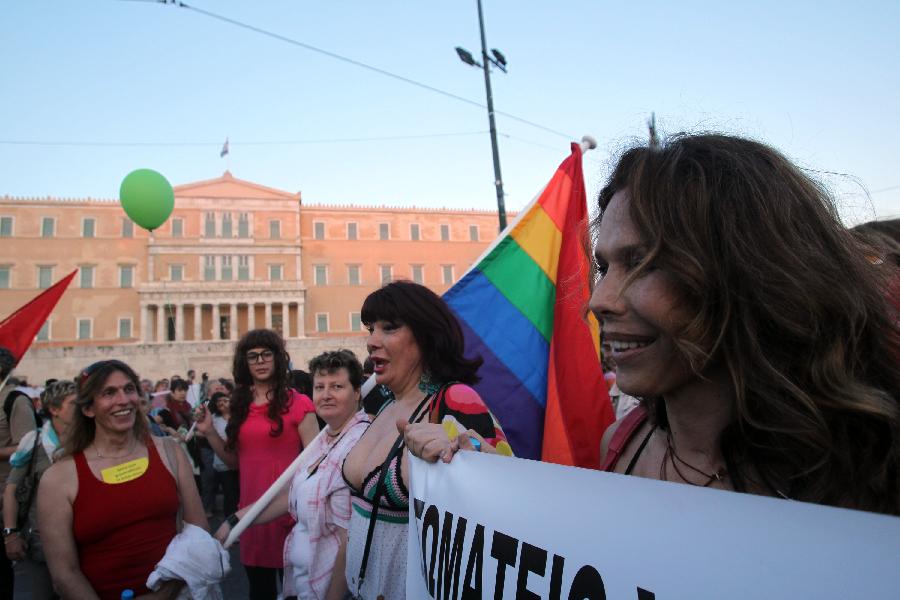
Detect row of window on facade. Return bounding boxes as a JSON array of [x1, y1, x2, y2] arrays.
[[0, 215, 481, 242], [312, 264, 455, 286], [0, 214, 276, 240], [33, 317, 134, 342], [32, 311, 362, 343], [0, 261, 457, 290], [317, 221, 480, 242]]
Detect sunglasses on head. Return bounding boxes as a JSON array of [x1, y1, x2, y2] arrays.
[[79, 359, 131, 385]]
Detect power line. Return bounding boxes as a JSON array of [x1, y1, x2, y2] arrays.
[[0, 131, 489, 147], [147, 0, 575, 140]]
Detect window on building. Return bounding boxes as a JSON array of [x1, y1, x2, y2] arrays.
[[119, 265, 134, 288], [37, 266, 53, 289], [379, 223, 390, 240], [77, 318, 92, 340], [314, 265, 328, 286], [238, 255, 250, 280], [442, 265, 454, 285], [269, 220, 281, 239], [314, 221, 325, 240], [350, 312, 362, 332], [122, 218, 134, 238], [41, 217, 55, 238], [411, 264, 424, 284], [205, 213, 216, 237], [440, 224, 450, 241], [347, 265, 360, 286], [204, 256, 215, 281], [316, 313, 329, 333], [1, 217, 14, 237], [80, 266, 94, 289], [221, 213, 233, 238], [221, 256, 233, 280], [410, 223, 420, 241], [169, 264, 183, 282], [347, 222, 357, 240], [118, 318, 132, 339], [469, 225, 479, 242], [82, 218, 96, 238], [269, 264, 283, 281], [380, 265, 392, 284], [238, 213, 250, 238], [36, 321, 50, 341], [171, 218, 184, 238], [0, 266, 10, 289]]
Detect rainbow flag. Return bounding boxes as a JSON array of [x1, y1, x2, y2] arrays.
[[444, 142, 614, 468]]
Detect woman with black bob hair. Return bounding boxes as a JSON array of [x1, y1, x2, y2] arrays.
[[591, 133, 899, 515], [342, 280, 511, 599], [198, 329, 318, 599]]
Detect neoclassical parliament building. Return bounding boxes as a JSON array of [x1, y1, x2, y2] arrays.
[[0, 171, 503, 379]]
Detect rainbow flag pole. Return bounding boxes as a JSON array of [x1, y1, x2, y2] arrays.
[[444, 136, 614, 468]]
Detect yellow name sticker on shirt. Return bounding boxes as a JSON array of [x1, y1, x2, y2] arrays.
[[100, 457, 149, 484]]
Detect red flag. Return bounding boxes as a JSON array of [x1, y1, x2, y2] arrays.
[[0, 269, 77, 364]]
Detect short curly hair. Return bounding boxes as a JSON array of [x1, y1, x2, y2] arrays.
[[308, 349, 364, 390]]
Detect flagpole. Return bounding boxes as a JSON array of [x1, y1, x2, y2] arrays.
[[456, 135, 596, 282]]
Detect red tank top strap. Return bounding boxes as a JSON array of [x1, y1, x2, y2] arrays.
[[599, 405, 648, 472], [73, 449, 94, 487]]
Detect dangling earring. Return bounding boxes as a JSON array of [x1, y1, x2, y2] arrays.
[[417, 371, 440, 395]]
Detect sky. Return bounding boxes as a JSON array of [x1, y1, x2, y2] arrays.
[[1, 1, 898, 225]]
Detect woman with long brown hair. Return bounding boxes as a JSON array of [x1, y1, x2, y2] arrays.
[[36, 360, 207, 599], [198, 329, 319, 599], [591, 133, 899, 514]]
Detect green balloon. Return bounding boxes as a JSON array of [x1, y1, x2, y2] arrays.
[[119, 169, 175, 231]]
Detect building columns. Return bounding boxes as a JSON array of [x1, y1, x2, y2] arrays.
[[194, 304, 202, 341], [175, 304, 184, 342], [230, 304, 238, 340], [211, 304, 220, 341], [141, 305, 150, 343], [296, 300, 306, 337], [248, 303, 256, 331], [265, 302, 272, 330], [156, 305, 165, 343], [283, 303, 291, 339]]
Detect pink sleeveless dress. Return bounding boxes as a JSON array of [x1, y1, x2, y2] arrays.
[[238, 389, 315, 567]]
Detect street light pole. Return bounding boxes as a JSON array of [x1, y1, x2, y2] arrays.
[[475, 0, 507, 231]]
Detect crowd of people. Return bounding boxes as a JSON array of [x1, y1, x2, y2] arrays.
[[0, 132, 897, 600]]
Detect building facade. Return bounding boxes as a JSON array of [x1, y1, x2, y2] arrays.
[[0, 171, 504, 379]]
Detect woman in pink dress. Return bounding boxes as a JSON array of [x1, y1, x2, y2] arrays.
[[199, 329, 319, 599]]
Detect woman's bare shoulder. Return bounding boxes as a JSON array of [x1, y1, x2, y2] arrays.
[[40, 456, 78, 497]]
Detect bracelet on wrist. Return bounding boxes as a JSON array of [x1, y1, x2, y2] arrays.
[[226, 513, 240, 528]]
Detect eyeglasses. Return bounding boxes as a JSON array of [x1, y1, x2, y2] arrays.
[[246, 350, 275, 364]]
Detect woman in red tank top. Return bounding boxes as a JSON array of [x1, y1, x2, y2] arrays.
[[37, 360, 209, 599]]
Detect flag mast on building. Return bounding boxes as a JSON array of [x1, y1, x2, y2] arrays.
[[220, 137, 229, 158], [443, 137, 614, 469]]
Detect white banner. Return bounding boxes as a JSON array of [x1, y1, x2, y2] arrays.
[[407, 452, 900, 599]]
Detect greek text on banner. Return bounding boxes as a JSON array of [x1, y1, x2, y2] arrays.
[[406, 451, 900, 599]]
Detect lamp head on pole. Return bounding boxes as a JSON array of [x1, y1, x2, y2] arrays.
[[455, 46, 481, 67]]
